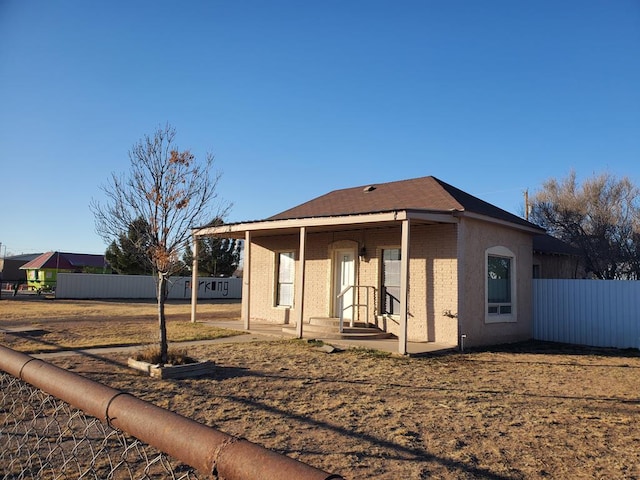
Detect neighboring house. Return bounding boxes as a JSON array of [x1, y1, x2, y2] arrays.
[[533, 234, 584, 279], [192, 176, 545, 353], [20, 252, 111, 292], [0, 253, 42, 284]]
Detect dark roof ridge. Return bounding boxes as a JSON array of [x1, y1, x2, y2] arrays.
[[20, 251, 108, 270], [259, 174, 543, 231], [431, 177, 540, 230]]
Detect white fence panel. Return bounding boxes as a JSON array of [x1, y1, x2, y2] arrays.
[[56, 273, 241, 300], [533, 279, 640, 349]]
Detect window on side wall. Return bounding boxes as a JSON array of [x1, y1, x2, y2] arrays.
[[485, 246, 517, 323], [276, 251, 295, 307], [381, 248, 401, 315]]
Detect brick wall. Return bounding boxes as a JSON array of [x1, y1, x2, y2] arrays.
[[246, 223, 459, 344], [245, 217, 534, 348]]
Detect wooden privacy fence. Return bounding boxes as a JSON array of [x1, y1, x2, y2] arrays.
[[533, 279, 640, 350]]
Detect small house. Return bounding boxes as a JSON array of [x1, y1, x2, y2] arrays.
[[192, 176, 545, 353], [532, 234, 585, 279], [0, 253, 42, 285], [20, 252, 110, 292]]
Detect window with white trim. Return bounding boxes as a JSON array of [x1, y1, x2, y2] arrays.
[[381, 248, 401, 315], [485, 246, 517, 323], [276, 251, 295, 307]]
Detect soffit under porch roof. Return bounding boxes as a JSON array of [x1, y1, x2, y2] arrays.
[[193, 209, 459, 239]]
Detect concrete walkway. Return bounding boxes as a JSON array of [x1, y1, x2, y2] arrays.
[[31, 319, 457, 360], [205, 319, 458, 356]]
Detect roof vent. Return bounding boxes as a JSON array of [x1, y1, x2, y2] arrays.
[[363, 185, 376, 193]]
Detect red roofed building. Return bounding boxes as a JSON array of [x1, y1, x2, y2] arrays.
[[20, 252, 111, 292]]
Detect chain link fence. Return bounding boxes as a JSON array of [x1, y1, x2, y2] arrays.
[[0, 371, 199, 479], [0, 345, 342, 480]]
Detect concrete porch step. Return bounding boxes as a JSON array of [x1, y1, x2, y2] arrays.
[[282, 317, 394, 340], [308, 317, 373, 328]]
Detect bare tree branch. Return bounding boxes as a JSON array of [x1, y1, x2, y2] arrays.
[[530, 170, 640, 279], [90, 124, 232, 363]]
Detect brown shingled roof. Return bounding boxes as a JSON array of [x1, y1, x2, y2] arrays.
[[533, 234, 582, 256], [268, 176, 540, 230]]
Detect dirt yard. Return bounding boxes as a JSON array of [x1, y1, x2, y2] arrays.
[[1, 298, 639, 479]]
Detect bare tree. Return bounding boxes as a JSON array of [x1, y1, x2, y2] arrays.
[[182, 228, 241, 278], [91, 124, 231, 363], [530, 170, 640, 279]]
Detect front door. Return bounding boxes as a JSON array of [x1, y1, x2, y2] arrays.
[[334, 249, 355, 320]]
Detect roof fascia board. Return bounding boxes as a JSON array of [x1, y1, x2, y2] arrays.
[[459, 211, 544, 234], [404, 210, 459, 224], [197, 209, 464, 236], [194, 211, 405, 237], [195, 210, 461, 237]]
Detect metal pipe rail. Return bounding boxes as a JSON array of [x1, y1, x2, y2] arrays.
[[0, 345, 343, 480], [337, 285, 375, 333]]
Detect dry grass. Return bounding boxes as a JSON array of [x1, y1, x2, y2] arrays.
[[2, 298, 640, 479], [0, 298, 242, 353], [131, 345, 198, 365], [0, 298, 240, 323]]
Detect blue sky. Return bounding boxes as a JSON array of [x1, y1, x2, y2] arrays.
[[1, 1, 638, 256]]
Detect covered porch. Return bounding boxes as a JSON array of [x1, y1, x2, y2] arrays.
[[191, 209, 460, 355], [203, 317, 459, 356]]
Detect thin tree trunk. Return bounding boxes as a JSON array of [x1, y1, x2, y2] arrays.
[[157, 272, 168, 365]]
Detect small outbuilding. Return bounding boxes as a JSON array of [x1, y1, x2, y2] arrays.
[[192, 176, 545, 353], [0, 253, 41, 284], [20, 252, 111, 292], [532, 234, 585, 279]]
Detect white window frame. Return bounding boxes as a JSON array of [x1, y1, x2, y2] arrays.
[[275, 251, 295, 307], [380, 247, 401, 316], [485, 246, 517, 324]]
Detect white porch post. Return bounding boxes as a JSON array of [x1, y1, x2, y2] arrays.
[[295, 226, 307, 338], [190, 235, 199, 323], [399, 219, 411, 355], [242, 231, 252, 330]]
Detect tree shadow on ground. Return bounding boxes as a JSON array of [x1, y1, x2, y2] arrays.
[[221, 392, 519, 480]]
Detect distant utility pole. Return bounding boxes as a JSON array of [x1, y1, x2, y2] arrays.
[[524, 189, 530, 221]]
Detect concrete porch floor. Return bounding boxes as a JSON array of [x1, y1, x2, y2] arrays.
[[207, 319, 458, 356]]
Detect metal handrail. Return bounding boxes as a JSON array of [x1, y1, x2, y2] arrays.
[[337, 285, 375, 333]]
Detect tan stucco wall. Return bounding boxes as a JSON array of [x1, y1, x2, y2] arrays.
[[246, 223, 459, 344], [457, 217, 534, 347]]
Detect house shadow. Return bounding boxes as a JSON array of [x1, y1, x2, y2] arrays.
[[469, 339, 640, 358]]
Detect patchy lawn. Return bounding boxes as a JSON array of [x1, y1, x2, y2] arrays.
[[0, 298, 242, 352], [50, 341, 640, 479]]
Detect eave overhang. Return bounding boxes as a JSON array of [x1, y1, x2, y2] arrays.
[[461, 211, 545, 235], [193, 209, 459, 239], [193, 208, 543, 239]]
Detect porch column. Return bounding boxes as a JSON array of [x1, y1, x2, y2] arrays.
[[242, 231, 252, 330], [399, 219, 411, 355], [295, 226, 307, 338], [190, 235, 199, 323]]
